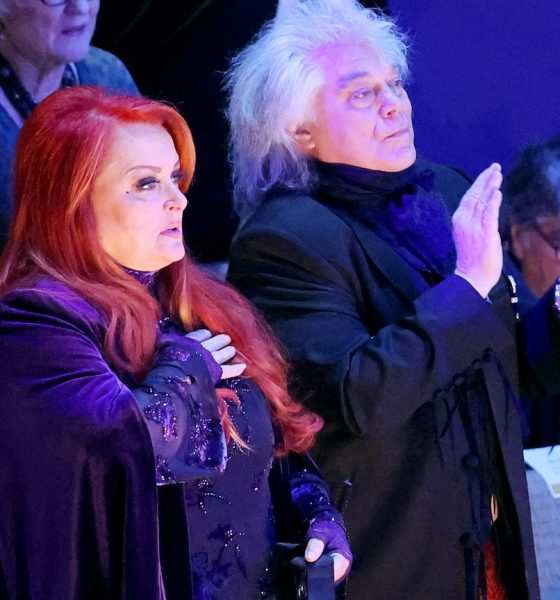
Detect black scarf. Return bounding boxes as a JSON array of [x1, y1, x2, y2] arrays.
[[313, 160, 457, 285]]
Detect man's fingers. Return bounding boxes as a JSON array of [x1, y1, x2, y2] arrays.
[[483, 167, 503, 196], [478, 168, 502, 209], [304, 538, 325, 563], [457, 163, 501, 215], [481, 188, 503, 229], [472, 169, 502, 219]]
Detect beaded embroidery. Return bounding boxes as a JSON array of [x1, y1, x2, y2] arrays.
[[141, 385, 178, 443], [155, 456, 176, 485]]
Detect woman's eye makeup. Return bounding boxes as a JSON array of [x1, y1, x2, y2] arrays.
[[130, 170, 187, 194], [135, 176, 160, 191], [171, 170, 188, 186]]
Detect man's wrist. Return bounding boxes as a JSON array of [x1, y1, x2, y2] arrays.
[[453, 270, 491, 299]]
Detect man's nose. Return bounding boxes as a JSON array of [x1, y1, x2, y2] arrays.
[[379, 87, 401, 118]]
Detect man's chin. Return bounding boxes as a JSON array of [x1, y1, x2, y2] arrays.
[[382, 147, 417, 172]]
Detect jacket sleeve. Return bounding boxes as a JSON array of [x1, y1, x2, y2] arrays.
[[228, 218, 515, 440]]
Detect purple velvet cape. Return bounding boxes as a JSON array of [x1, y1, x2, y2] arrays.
[[0, 277, 200, 599]]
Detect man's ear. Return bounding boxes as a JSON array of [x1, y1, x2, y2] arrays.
[[287, 122, 316, 155]]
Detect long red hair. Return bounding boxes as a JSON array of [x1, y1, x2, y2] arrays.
[[0, 86, 321, 453]]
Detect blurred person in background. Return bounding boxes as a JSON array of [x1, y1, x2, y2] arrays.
[[502, 136, 560, 449], [0, 0, 137, 249], [502, 135, 560, 313]]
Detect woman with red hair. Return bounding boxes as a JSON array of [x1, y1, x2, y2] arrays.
[[0, 86, 350, 599]]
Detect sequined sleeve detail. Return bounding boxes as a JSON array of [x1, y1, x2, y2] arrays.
[[287, 453, 346, 530], [141, 386, 177, 443], [288, 453, 352, 572], [305, 519, 353, 566], [155, 456, 176, 485], [133, 334, 226, 485]]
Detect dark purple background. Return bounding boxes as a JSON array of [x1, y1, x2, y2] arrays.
[[388, 0, 560, 178]]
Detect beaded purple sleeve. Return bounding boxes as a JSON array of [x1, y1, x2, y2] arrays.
[[305, 520, 353, 564], [288, 455, 353, 568], [133, 334, 226, 485]]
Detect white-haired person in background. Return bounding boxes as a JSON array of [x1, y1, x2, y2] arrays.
[[0, 0, 137, 249], [225, 0, 555, 598]]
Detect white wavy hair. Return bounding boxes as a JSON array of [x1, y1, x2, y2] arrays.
[[225, 0, 409, 219]]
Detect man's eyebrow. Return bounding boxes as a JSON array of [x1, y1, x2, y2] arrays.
[[336, 67, 402, 91], [337, 71, 371, 90]]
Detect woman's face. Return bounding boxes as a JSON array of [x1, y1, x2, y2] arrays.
[[0, 0, 99, 67], [92, 123, 189, 272]]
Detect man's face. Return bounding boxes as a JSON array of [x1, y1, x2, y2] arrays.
[[511, 214, 560, 297], [301, 41, 416, 172]]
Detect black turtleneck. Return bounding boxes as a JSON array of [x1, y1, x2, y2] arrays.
[[313, 160, 457, 285]]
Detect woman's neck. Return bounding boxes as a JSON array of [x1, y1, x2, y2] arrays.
[[0, 42, 66, 103], [123, 267, 158, 290]]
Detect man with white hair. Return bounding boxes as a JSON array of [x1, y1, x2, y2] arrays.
[[226, 1, 543, 597]]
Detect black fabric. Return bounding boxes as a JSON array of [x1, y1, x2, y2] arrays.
[[312, 163, 507, 521], [228, 159, 540, 599], [502, 254, 560, 449]]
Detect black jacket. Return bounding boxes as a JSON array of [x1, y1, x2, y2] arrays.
[[228, 161, 540, 599]]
